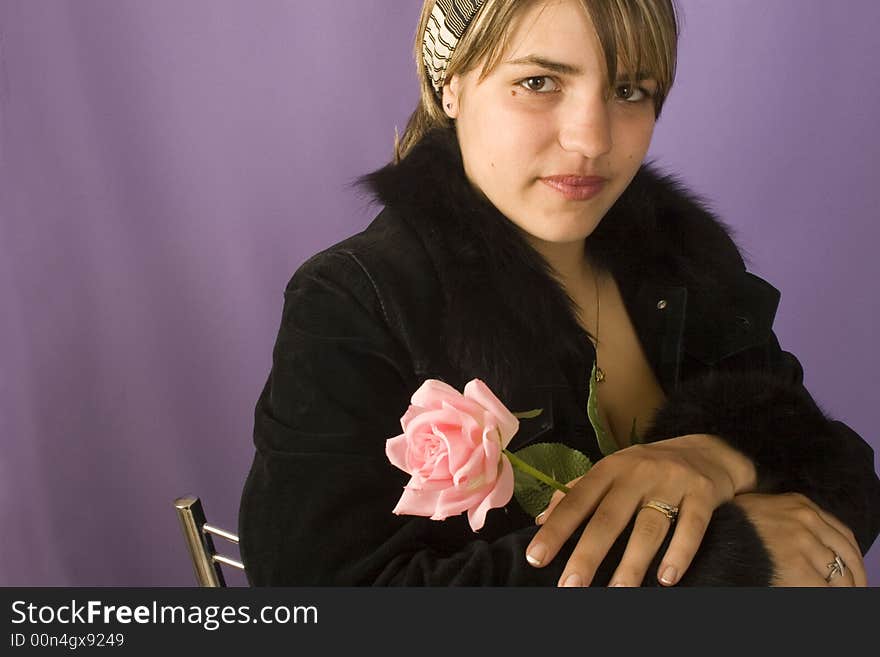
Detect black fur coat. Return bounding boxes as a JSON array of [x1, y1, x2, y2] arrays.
[[238, 126, 880, 586]]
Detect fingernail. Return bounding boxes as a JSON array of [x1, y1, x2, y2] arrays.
[[660, 566, 677, 585], [561, 573, 583, 587], [526, 544, 546, 566], [610, 582, 629, 587], [535, 511, 547, 525]]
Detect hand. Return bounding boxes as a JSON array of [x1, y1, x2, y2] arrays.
[[733, 492, 866, 586], [526, 433, 756, 587]]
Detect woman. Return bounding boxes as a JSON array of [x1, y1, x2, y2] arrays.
[[238, 0, 880, 586]]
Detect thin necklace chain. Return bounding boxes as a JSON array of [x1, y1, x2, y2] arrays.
[[592, 263, 605, 384]]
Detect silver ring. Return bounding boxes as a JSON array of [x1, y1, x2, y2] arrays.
[[825, 552, 846, 582], [640, 500, 680, 523]]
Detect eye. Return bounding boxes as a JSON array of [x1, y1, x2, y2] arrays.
[[517, 76, 560, 95], [615, 82, 654, 103]]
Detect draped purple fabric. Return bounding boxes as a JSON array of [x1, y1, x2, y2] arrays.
[[1, 0, 877, 586]]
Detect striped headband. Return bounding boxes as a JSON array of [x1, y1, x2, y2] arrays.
[[423, 0, 487, 97]]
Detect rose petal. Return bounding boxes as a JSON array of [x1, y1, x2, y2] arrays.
[[425, 452, 450, 481], [463, 379, 519, 447], [412, 379, 490, 419], [438, 400, 485, 445], [480, 425, 503, 484], [458, 407, 484, 444], [404, 407, 464, 441], [411, 379, 467, 410], [467, 458, 515, 531], [385, 434, 409, 473], [415, 440, 450, 480], [400, 404, 423, 431], [452, 439, 489, 487], [392, 482, 444, 518], [428, 426, 470, 481], [439, 395, 491, 423], [431, 408, 483, 475], [434, 483, 490, 521], [411, 475, 454, 491], [405, 430, 437, 473]]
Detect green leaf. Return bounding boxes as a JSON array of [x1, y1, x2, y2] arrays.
[[513, 408, 543, 419], [511, 443, 592, 518], [587, 360, 618, 456]]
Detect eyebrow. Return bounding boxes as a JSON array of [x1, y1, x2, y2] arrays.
[[504, 54, 654, 80]]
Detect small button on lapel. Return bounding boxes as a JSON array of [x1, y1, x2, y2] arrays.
[[656, 299, 667, 310]]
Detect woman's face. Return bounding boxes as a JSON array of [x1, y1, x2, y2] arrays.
[[443, 0, 658, 247]]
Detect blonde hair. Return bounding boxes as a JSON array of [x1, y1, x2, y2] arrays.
[[394, 0, 680, 163]]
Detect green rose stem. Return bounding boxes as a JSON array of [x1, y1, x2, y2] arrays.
[[502, 448, 571, 494]]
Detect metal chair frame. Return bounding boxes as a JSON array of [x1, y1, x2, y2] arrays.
[[174, 496, 245, 587]]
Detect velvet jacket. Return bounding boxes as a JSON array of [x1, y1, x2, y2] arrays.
[[238, 126, 880, 586]]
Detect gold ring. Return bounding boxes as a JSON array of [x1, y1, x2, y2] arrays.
[[640, 500, 679, 522], [825, 552, 846, 583]]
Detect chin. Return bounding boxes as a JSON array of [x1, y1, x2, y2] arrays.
[[534, 216, 602, 244], [530, 228, 593, 245]]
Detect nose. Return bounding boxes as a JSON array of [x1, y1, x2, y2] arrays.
[[557, 92, 613, 159]]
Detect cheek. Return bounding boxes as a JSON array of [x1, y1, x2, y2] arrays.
[[461, 93, 558, 194], [500, 95, 560, 140], [476, 88, 554, 134], [615, 117, 655, 155], [467, 124, 539, 185]]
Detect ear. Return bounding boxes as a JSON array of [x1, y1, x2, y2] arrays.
[[441, 73, 462, 119]]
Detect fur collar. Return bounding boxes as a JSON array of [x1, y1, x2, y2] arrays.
[[355, 126, 747, 399]]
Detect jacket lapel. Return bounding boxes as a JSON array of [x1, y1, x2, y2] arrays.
[[682, 271, 781, 366], [622, 270, 782, 394], [626, 280, 688, 394]]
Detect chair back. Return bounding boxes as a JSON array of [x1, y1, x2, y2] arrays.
[[174, 496, 244, 587]]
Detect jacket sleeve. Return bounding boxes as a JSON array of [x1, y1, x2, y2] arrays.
[[238, 250, 590, 585], [641, 329, 880, 569]]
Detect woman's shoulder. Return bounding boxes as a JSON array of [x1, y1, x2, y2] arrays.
[[636, 163, 749, 273], [282, 207, 443, 358], [290, 207, 435, 292]]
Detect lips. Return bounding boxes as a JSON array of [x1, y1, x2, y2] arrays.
[[541, 175, 607, 186], [540, 176, 606, 201]]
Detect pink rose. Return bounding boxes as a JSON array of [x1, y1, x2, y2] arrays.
[[385, 378, 520, 531]]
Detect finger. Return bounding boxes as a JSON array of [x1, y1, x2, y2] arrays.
[[556, 491, 638, 587], [792, 498, 866, 587], [536, 476, 584, 525], [811, 528, 863, 587], [794, 495, 861, 556], [808, 509, 865, 586], [813, 546, 855, 588], [526, 472, 611, 568], [825, 537, 865, 587], [775, 562, 829, 587], [536, 491, 564, 525], [607, 500, 676, 586], [655, 496, 712, 586]]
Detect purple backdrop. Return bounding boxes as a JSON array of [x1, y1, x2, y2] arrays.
[[1, 0, 877, 587]]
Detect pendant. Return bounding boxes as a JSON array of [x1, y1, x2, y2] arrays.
[[595, 366, 605, 383]]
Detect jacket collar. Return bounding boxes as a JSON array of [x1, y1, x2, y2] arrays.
[[356, 126, 779, 399]]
